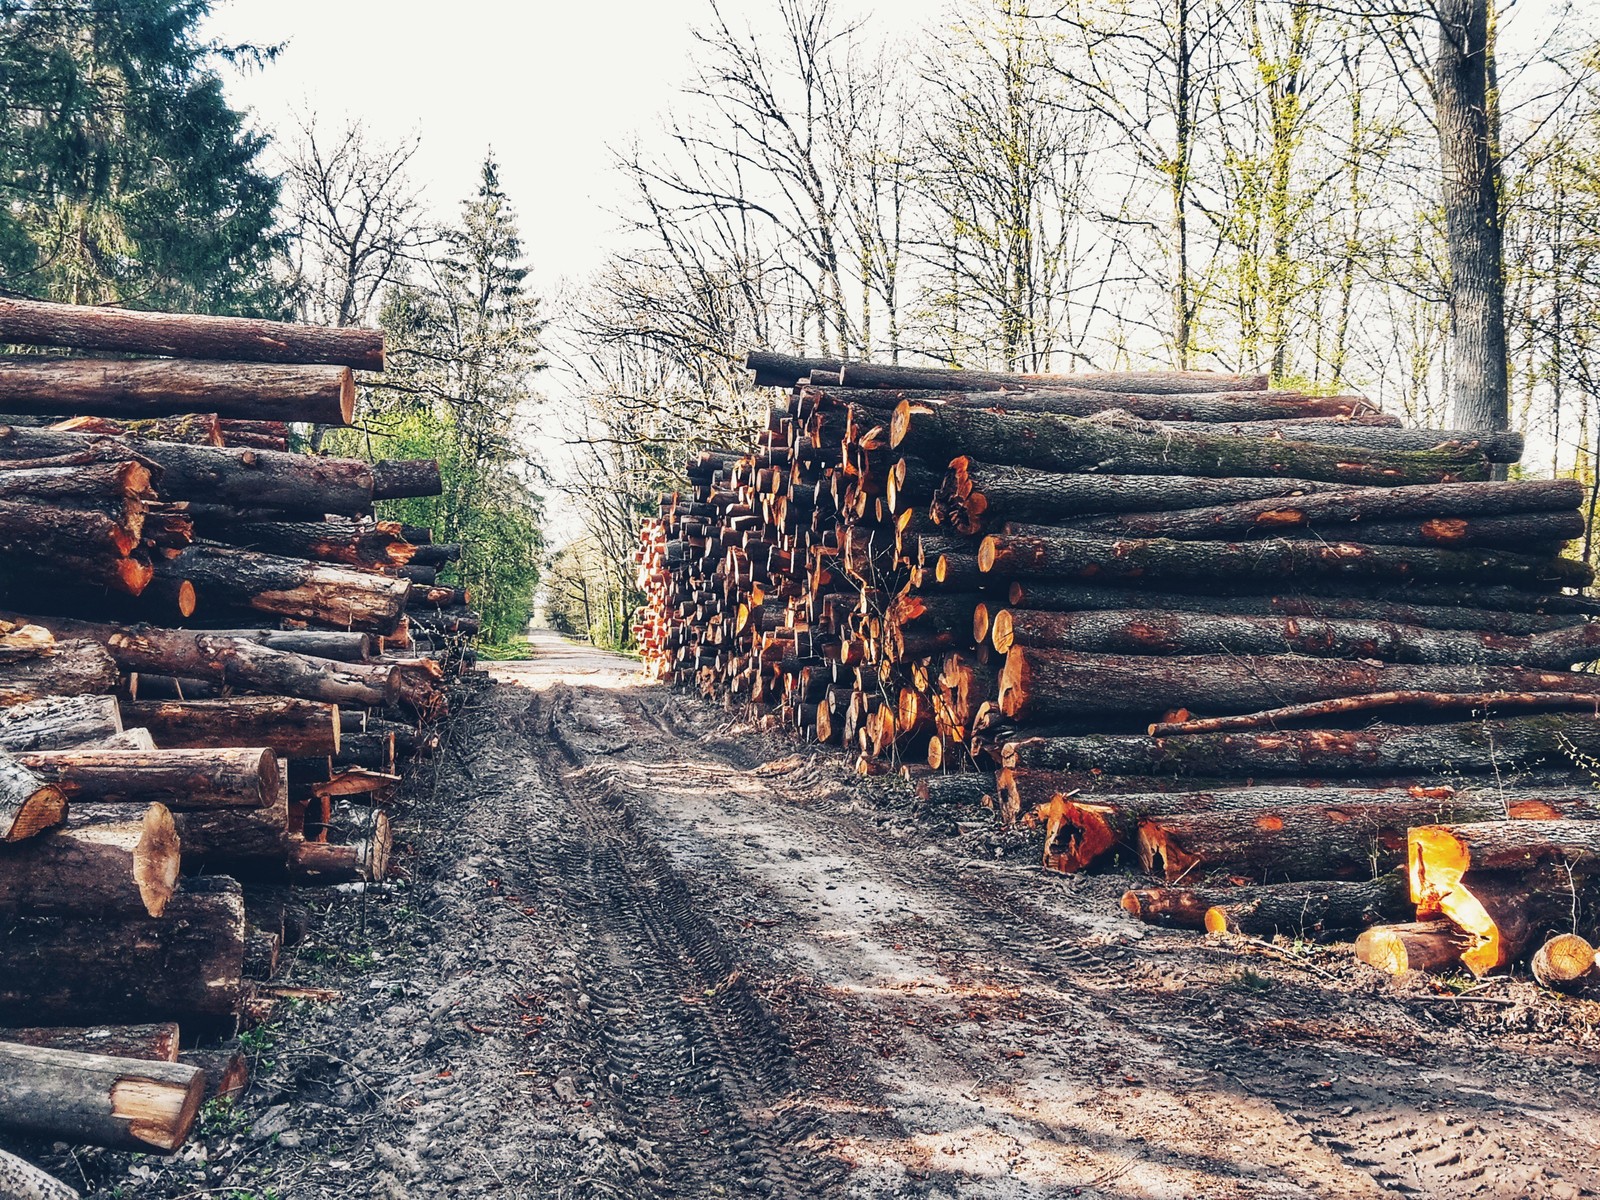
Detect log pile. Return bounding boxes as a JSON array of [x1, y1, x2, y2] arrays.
[[0, 297, 479, 1160], [636, 348, 1600, 981]]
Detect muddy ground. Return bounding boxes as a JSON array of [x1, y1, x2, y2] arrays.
[[20, 628, 1600, 1199]]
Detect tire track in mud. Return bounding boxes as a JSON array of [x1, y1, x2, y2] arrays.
[[519, 682, 851, 1198], [643, 689, 1600, 1200]]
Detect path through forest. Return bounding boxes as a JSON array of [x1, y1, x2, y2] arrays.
[[94, 630, 1600, 1199]]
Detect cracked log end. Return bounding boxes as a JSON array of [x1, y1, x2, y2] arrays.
[[1531, 933, 1595, 988], [111, 1069, 206, 1151], [1036, 797, 1117, 873]]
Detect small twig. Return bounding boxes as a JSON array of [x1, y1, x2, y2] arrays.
[[1202, 936, 1340, 981]]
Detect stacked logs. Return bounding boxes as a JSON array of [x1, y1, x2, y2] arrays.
[[637, 348, 1600, 983], [0, 297, 476, 1162]]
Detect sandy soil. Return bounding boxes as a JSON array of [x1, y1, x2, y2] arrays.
[[23, 628, 1600, 1199]]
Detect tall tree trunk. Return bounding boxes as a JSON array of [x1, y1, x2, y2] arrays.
[[1435, 0, 1509, 432]]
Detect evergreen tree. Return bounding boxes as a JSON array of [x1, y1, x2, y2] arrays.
[[0, 0, 283, 312]]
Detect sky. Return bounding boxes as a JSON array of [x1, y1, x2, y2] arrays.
[[202, 0, 934, 543]]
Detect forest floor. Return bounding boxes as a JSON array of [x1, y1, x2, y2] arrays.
[[45, 629, 1600, 1200]]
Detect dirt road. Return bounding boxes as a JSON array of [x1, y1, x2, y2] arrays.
[[64, 629, 1600, 1199]]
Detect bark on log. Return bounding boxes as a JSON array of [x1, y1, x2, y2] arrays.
[[151, 545, 410, 633], [371, 458, 443, 500], [0, 751, 67, 841], [51, 412, 224, 446], [847, 362, 1266, 394], [1147, 691, 1600, 736], [0, 803, 179, 916], [1202, 873, 1410, 936], [915, 773, 996, 809], [0, 1023, 180, 1062], [937, 389, 1379, 422], [120, 697, 339, 757], [77, 796, 291, 870], [894, 404, 1489, 485], [1180, 417, 1523, 462], [1001, 716, 1600, 778], [17, 747, 278, 808], [0, 495, 144, 557], [180, 1048, 249, 1100], [979, 533, 1591, 593], [745, 350, 844, 388], [199, 518, 415, 567], [998, 646, 1600, 721], [0, 639, 120, 706], [990, 607, 1600, 668], [0, 1147, 79, 1200], [0, 357, 355, 424], [0, 1042, 205, 1152], [197, 628, 375, 662], [1002, 580, 1587, 636], [0, 296, 383, 370], [0, 426, 374, 514], [1531, 934, 1595, 988], [0, 694, 123, 751], [1058, 478, 1583, 540], [1355, 921, 1469, 974], [0, 460, 154, 503], [1410, 819, 1600, 901], [0, 875, 245, 1025], [1120, 886, 1242, 929]]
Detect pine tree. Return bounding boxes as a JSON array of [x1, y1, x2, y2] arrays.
[[0, 0, 283, 312]]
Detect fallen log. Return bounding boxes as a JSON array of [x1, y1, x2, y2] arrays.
[[1058, 478, 1583, 540], [894, 404, 1489, 485], [0, 751, 67, 841], [846, 362, 1266, 394], [121, 696, 339, 757], [1202, 873, 1411, 936], [0, 295, 384, 370], [51, 412, 224, 446], [17, 747, 278, 808], [0, 875, 245, 1025], [1355, 921, 1469, 974], [0, 803, 179, 916], [0, 638, 120, 706], [0, 694, 123, 751], [74, 788, 291, 869], [371, 458, 443, 500], [0, 459, 154, 503], [180, 1048, 249, 1100], [0, 425, 374, 514], [1120, 886, 1242, 928], [0, 1042, 205, 1152], [0, 356, 355, 424], [746, 350, 845, 388], [199, 518, 416, 567], [0, 1146, 79, 1200], [1181, 418, 1523, 462], [0, 1023, 180, 1062], [0, 495, 145, 557], [979, 532, 1591, 592], [1409, 819, 1600, 903], [990, 608, 1600, 668], [152, 545, 410, 633]]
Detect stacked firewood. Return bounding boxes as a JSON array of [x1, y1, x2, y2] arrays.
[[0, 297, 476, 1162], [637, 348, 1600, 984]]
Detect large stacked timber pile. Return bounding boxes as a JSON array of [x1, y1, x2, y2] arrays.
[[636, 348, 1600, 985], [0, 297, 478, 1165]]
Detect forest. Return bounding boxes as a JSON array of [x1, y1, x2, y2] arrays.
[[3, 0, 1598, 650]]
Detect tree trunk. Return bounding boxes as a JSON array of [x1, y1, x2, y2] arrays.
[[0, 695, 123, 752], [1435, 0, 1509, 432], [0, 295, 384, 370], [1, 1024, 180, 1063], [979, 533, 1590, 592], [0, 752, 67, 841], [843, 361, 1265, 393], [0, 639, 120, 707], [370, 459, 443, 500], [0, 425, 374, 514], [198, 518, 415, 568], [998, 646, 1600, 721], [893, 404, 1490, 484], [0, 496, 145, 558], [1202, 873, 1410, 936], [1002, 580, 1586, 636], [151, 546, 410, 634], [745, 350, 844, 388], [180, 1048, 249, 1100], [0, 1042, 205, 1152], [0, 876, 245, 1025], [120, 697, 339, 758], [1058, 479, 1580, 540], [0, 357, 354, 424], [989, 607, 1600, 668], [16, 747, 278, 809], [1167, 417, 1521, 461], [1120, 885, 1241, 929], [1000, 715, 1600, 778], [0, 460, 153, 503], [0, 803, 179, 916]]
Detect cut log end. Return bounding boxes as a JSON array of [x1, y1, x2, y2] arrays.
[[5, 785, 66, 841], [1531, 933, 1596, 988], [133, 803, 182, 918], [1355, 921, 1468, 975], [112, 1067, 207, 1151]]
